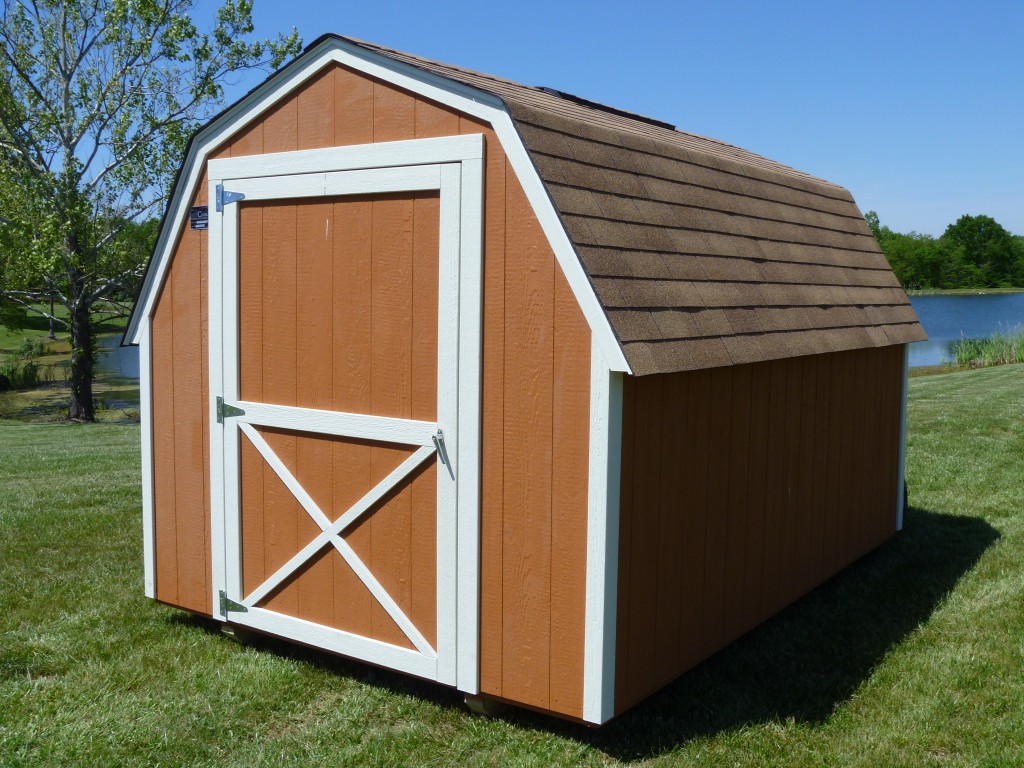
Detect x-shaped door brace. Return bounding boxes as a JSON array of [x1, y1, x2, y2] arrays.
[[237, 422, 438, 657]]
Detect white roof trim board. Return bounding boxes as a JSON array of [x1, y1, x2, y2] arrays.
[[127, 36, 632, 373]]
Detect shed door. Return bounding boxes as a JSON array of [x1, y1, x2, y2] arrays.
[[208, 140, 483, 688]]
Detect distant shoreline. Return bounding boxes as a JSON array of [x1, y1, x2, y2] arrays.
[[906, 287, 1024, 296]]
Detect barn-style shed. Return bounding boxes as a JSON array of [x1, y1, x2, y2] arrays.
[[126, 34, 926, 724]]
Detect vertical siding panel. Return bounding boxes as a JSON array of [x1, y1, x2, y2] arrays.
[[501, 176, 553, 710], [477, 128, 506, 698], [415, 98, 460, 138], [655, 373, 687, 681], [409, 193, 440, 649], [296, 69, 335, 150], [259, 74, 298, 621], [373, 81, 415, 142], [761, 359, 788, 615], [334, 66, 374, 145], [332, 198, 373, 636], [262, 94, 297, 153], [723, 364, 752, 644], [778, 357, 805, 604], [810, 355, 832, 585], [170, 221, 208, 611], [743, 361, 770, 628], [626, 376, 663, 704], [824, 351, 845, 570], [260, 200, 298, 616], [700, 367, 732, 656], [795, 356, 818, 594], [368, 196, 415, 647], [228, 118, 263, 157], [549, 271, 589, 717], [239, 206, 265, 595], [198, 174, 211, 613], [614, 378, 636, 713], [678, 368, 711, 670], [295, 200, 335, 626], [835, 350, 858, 568], [151, 280, 177, 605]]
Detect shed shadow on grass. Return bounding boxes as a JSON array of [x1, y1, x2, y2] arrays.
[[574, 505, 999, 761], [164, 505, 996, 760]]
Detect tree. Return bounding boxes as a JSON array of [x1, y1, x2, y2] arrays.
[[0, 0, 300, 420], [941, 214, 1022, 288]]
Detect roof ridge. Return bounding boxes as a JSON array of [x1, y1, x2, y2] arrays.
[[330, 34, 845, 191]]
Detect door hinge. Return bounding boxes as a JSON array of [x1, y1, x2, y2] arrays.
[[219, 590, 248, 615], [216, 396, 245, 424], [215, 183, 245, 212]]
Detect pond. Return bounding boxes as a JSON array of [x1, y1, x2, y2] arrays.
[[97, 334, 140, 379], [908, 293, 1024, 367]]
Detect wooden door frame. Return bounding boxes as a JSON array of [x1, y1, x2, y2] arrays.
[[206, 134, 484, 692]]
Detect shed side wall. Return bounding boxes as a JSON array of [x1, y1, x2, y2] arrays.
[[147, 63, 591, 718], [613, 344, 904, 714]]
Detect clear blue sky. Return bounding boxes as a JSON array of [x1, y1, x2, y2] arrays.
[[194, 0, 1024, 237]]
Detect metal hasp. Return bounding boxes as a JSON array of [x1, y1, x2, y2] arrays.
[[216, 396, 245, 424], [215, 183, 245, 212], [219, 590, 248, 615]]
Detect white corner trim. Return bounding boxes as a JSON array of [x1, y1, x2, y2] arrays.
[[455, 155, 484, 694], [582, 339, 624, 724], [129, 37, 630, 376], [139, 321, 156, 598], [896, 344, 909, 531], [488, 114, 631, 374]]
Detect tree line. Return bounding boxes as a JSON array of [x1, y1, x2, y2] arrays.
[[866, 212, 1024, 290]]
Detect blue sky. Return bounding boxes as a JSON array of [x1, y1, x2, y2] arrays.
[[195, 0, 1023, 237]]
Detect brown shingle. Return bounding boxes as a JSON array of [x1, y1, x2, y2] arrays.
[[340, 35, 925, 375]]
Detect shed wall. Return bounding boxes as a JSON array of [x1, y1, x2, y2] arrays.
[[613, 344, 905, 713], [147, 63, 591, 718]]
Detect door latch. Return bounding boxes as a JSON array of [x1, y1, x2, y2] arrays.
[[432, 428, 454, 479]]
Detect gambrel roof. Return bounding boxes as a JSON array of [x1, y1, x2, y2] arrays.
[[342, 36, 925, 375], [129, 34, 925, 375]]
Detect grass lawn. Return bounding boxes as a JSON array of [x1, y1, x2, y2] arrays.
[[1, 365, 1022, 766]]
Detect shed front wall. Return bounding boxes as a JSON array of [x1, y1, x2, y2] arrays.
[[613, 343, 905, 714], [147, 62, 592, 718]]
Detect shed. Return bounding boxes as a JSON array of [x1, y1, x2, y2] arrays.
[[126, 34, 926, 725]]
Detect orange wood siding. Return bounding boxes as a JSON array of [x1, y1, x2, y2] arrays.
[[614, 344, 905, 714], [148, 63, 591, 718], [150, 171, 212, 615]]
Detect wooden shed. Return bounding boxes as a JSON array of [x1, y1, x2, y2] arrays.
[[126, 34, 926, 724]]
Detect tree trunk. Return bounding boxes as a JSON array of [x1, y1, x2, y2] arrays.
[[68, 297, 94, 422], [47, 295, 57, 340]]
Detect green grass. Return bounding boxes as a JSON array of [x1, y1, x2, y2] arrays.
[[2, 365, 1023, 766]]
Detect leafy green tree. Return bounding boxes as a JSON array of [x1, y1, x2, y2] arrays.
[[866, 211, 1023, 290], [941, 215, 1021, 288], [0, 0, 300, 420]]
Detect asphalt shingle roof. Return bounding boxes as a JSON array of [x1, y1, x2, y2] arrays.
[[330, 36, 927, 374]]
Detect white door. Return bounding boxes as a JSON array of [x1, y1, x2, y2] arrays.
[[206, 136, 483, 689]]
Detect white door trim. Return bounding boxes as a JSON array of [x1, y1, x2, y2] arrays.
[[208, 136, 483, 688]]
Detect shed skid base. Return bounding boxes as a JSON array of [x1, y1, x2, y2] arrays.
[[464, 694, 508, 718], [220, 623, 258, 645]]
